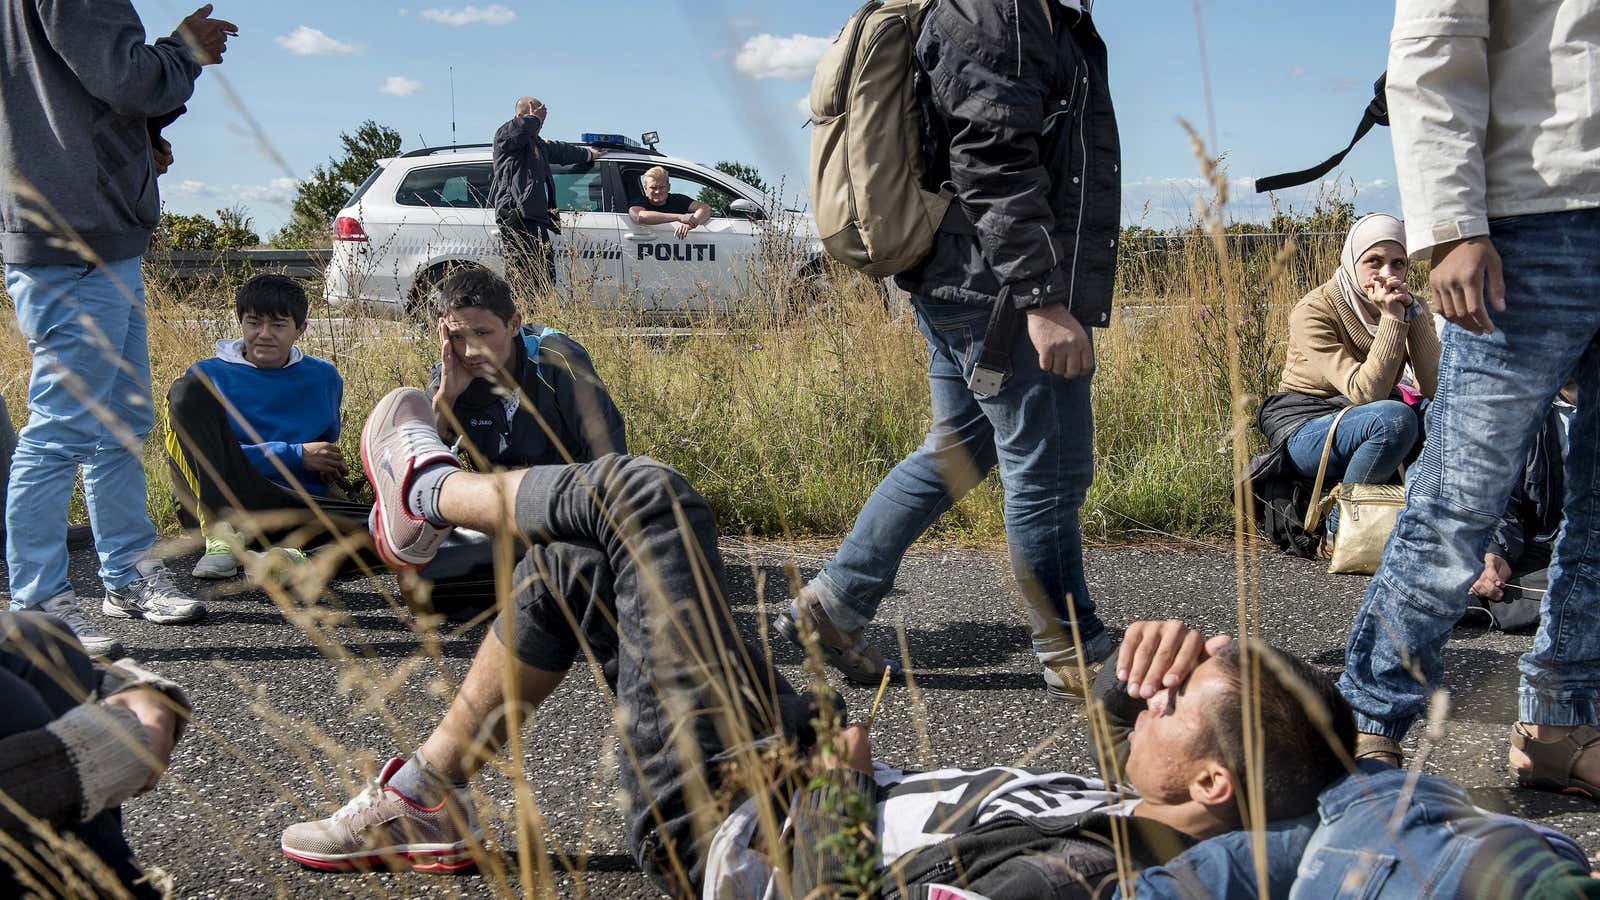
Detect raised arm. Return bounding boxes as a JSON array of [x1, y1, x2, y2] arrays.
[[493, 115, 541, 155], [33, 1, 219, 117]]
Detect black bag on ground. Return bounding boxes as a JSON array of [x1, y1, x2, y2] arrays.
[[1248, 449, 1321, 560]]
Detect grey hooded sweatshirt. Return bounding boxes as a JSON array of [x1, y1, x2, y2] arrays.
[[1, 0, 201, 266]]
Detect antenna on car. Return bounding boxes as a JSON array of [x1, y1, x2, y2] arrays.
[[450, 66, 457, 149]]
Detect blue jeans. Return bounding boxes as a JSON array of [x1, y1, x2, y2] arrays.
[[5, 257, 155, 607], [1340, 208, 1600, 737], [808, 296, 1107, 666], [1285, 400, 1420, 485]]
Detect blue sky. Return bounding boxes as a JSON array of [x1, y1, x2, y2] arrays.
[[136, 0, 1401, 236]]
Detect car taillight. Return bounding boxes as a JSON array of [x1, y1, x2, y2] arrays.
[[333, 216, 368, 242]]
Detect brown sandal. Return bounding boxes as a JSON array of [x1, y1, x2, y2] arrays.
[[1355, 732, 1403, 768], [1511, 723, 1600, 800]]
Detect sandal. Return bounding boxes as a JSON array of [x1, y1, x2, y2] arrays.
[[1512, 723, 1600, 800], [1355, 732, 1403, 768]]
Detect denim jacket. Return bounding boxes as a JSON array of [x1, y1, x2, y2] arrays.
[[1290, 765, 1588, 899], [1119, 762, 1590, 900]]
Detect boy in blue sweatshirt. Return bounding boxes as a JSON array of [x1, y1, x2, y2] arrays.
[[164, 274, 369, 578]]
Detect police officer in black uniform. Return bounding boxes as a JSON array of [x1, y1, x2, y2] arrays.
[[489, 97, 603, 290]]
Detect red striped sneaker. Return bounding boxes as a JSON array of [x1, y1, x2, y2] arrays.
[[280, 757, 483, 873], [359, 388, 459, 570]]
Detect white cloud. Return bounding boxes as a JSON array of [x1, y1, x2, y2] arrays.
[[734, 33, 831, 80], [161, 177, 298, 208], [379, 75, 424, 96], [418, 4, 517, 26], [275, 26, 358, 56], [794, 95, 812, 116], [164, 179, 210, 198]]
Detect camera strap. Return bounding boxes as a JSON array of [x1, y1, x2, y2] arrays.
[[968, 293, 1023, 396]]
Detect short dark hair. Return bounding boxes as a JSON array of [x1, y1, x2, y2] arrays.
[[235, 273, 309, 326], [434, 267, 516, 323], [1199, 642, 1356, 823]]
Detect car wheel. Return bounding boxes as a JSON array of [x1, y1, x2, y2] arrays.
[[788, 259, 891, 319], [407, 261, 483, 321]]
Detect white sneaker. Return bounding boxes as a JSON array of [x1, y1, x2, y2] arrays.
[[192, 526, 241, 579], [38, 591, 123, 658], [103, 561, 207, 625]]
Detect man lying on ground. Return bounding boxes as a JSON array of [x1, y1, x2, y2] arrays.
[[282, 387, 1363, 898], [165, 273, 369, 579], [0, 612, 190, 898]]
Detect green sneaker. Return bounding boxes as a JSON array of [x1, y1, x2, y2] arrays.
[[192, 534, 240, 579], [247, 546, 310, 590]]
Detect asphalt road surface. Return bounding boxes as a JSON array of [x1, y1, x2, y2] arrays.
[[15, 539, 1600, 898]]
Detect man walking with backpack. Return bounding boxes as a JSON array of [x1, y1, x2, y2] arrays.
[[783, 0, 1120, 698]]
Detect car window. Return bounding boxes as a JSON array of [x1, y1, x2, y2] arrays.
[[395, 162, 492, 208], [551, 164, 607, 213], [620, 165, 744, 218], [346, 166, 385, 208]]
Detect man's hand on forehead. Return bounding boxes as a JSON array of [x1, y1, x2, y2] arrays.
[[1116, 620, 1232, 701]]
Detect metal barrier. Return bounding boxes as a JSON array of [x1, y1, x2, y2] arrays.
[[118, 232, 1346, 282], [142, 249, 333, 279]]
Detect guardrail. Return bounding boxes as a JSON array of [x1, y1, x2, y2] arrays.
[[143, 249, 333, 279], [133, 232, 1347, 281]]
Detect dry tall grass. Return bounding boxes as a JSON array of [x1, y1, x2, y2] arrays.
[[0, 164, 1386, 899], [0, 215, 1347, 546]]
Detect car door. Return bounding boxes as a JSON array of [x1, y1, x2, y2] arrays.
[[546, 162, 624, 301], [391, 161, 499, 279], [615, 164, 760, 314]]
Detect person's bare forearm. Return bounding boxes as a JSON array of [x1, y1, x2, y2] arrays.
[[630, 209, 681, 226]]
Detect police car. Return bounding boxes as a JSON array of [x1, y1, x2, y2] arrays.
[[322, 132, 829, 317]]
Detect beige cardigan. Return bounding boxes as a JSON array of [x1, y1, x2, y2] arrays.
[[1276, 279, 1441, 405]]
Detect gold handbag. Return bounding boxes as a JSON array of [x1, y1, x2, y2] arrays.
[[1302, 407, 1406, 575]]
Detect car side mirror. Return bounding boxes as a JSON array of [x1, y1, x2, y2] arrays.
[[726, 198, 765, 221]]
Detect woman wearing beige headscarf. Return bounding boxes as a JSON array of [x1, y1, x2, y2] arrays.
[[1256, 213, 1441, 512]]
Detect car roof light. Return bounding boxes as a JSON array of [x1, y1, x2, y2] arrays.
[[581, 132, 644, 149]]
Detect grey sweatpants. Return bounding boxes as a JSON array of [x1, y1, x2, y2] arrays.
[[498, 455, 828, 896]]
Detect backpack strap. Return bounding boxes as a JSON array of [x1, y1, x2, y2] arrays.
[[1303, 405, 1354, 533], [1256, 72, 1388, 193], [520, 325, 564, 388]]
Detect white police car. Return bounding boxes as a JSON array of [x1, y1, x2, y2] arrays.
[[322, 132, 828, 317]]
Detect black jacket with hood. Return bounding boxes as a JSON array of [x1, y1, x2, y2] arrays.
[[897, 0, 1121, 328], [428, 326, 627, 469], [489, 116, 590, 230]]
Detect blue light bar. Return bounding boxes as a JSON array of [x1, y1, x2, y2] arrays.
[[581, 132, 643, 148]]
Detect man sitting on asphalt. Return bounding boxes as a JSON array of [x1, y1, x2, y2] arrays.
[[428, 267, 625, 469], [628, 166, 711, 240], [281, 386, 1404, 899], [1, 611, 190, 898], [1464, 385, 1577, 633], [165, 274, 370, 579]]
